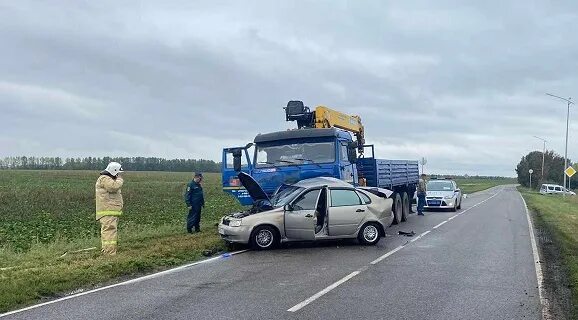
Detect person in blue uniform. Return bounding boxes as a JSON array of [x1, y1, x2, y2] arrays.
[[185, 172, 205, 233]]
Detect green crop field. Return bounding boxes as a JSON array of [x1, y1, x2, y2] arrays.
[[0, 170, 243, 312], [453, 177, 516, 194]]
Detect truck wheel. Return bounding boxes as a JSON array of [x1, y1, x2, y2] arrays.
[[250, 225, 279, 250], [401, 192, 410, 222], [392, 193, 403, 225], [358, 222, 381, 245]]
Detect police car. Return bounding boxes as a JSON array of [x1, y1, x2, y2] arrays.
[[424, 178, 462, 211]]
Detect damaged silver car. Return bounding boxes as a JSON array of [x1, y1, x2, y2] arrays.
[[218, 172, 394, 250]]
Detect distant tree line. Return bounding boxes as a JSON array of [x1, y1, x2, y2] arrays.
[[0, 156, 221, 172], [515, 150, 574, 189]]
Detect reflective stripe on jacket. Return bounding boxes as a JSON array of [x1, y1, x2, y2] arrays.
[[95, 174, 124, 219]]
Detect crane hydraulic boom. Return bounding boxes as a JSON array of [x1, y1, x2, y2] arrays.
[[284, 100, 365, 154]]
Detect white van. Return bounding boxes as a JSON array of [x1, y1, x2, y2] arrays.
[[539, 184, 576, 195]]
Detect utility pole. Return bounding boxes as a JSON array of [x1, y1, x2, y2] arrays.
[[420, 157, 427, 175], [529, 169, 533, 189], [546, 93, 574, 197], [533, 136, 547, 183]]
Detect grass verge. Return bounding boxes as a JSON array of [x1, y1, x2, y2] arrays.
[[519, 187, 577, 319]]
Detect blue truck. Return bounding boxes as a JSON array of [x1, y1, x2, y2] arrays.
[[222, 101, 419, 224]]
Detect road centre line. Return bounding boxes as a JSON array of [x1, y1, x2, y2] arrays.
[[287, 271, 361, 312], [370, 245, 404, 265], [433, 221, 447, 229], [288, 188, 503, 313], [0, 250, 250, 318]]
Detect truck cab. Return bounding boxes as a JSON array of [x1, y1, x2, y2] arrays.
[[222, 128, 358, 205]]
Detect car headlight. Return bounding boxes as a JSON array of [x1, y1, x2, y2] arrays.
[[444, 195, 454, 199], [229, 219, 242, 227]]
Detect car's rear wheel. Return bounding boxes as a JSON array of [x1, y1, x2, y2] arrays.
[[392, 193, 403, 224], [401, 192, 410, 222], [250, 225, 279, 250], [358, 222, 381, 245]]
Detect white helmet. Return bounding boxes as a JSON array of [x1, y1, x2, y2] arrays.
[[105, 162, 124, 176]]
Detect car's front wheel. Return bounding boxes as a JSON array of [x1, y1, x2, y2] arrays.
[[358, 223, 381, 245], [250, 225, 279, 250]]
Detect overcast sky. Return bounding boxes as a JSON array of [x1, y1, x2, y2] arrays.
[[1, 1, 578, 177]]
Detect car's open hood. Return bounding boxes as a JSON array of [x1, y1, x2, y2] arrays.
[[238, 172, 271, 203]]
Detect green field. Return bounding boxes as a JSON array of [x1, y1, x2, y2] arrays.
[[0, 170, 515, 312], [519, 188, 578, 318], [0, 170, 243, 312], [454, 177, 516, 194]]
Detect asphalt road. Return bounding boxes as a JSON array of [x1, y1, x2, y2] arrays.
[[2, 185, 541, 320]]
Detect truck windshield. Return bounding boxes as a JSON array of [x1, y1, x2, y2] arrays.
[[427, 181, 454, 191], [270, 186, 304, 207], [255, 141, 335, 168]]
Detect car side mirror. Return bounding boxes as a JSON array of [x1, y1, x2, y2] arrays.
[[284, 203, 293, 211], [455, 189, 461, 193]]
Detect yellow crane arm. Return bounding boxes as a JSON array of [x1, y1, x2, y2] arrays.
[[313, 106, 365, 152]]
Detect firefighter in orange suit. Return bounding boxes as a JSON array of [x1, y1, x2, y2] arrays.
[[95, 162, 124, 255]]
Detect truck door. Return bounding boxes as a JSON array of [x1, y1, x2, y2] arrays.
[[222, 146, 253, 206], [284, 189, 320, 240], [339, 141, 356, 184]]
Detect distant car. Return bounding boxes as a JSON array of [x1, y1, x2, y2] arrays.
[[424, 179, 462, 211], [218, 172, 394, 250], [539, 184, 576, 195]]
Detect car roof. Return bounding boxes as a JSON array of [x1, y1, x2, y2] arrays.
[[428, 179, 455, 183], [541, 184, 560, 187], [292, 176, 354, 189]]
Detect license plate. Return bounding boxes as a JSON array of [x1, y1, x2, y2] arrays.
[[428, 200, 441, 206]]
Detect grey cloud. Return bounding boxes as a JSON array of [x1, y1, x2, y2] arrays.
[[1, 1, 578, 177]]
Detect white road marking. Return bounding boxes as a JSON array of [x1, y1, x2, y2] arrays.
[[370, 245, 404, 265], [410, 235, 423, 242], [287, 187, 504, 313], [519, 194, 550, 319], [448, 215, 457, 220], [0, 249, 250, 318], [433, 221, 447, 229], [287, 271, 361, 312]]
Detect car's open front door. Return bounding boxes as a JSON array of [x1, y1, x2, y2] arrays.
[[284, 189, 321, 240]]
